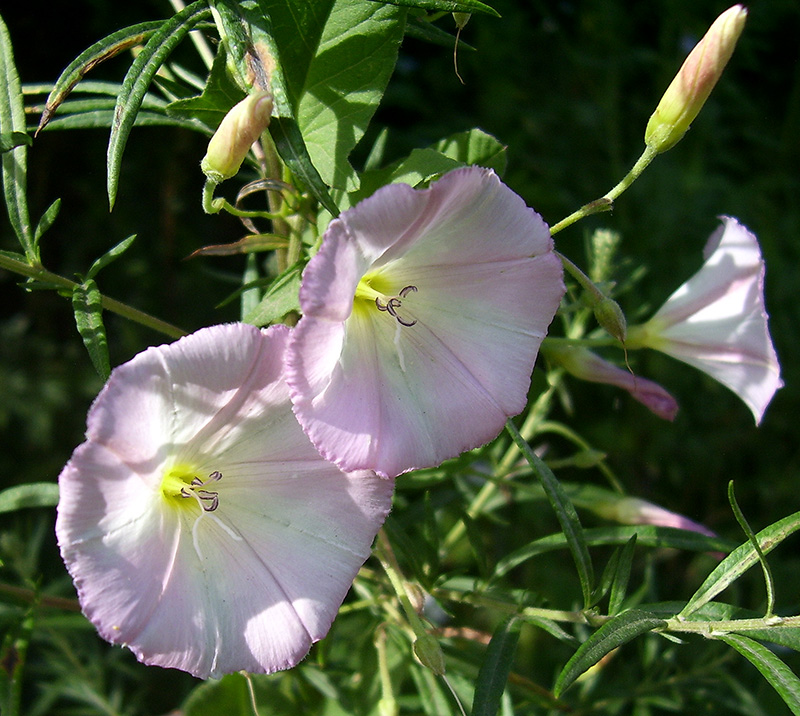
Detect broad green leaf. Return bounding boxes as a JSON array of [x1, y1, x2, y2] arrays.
[[33, 197, 61, 244], [433, 128, 507, 173], [495, 525, 733, 579], [297, 0, 406, 191], [354, 148, 461, 203], [260, 0, 335, 108], [680, 510, 800, 619], [243, 263, 302, 327], [36, 20, 162, 134], [183, 672, 299, 715], [166, 46, 245, 128], [404, 15, 477, 49], [0, 14, 34, 261], [554, 610, 666, 697], [0, 131, 31, 153], [212, 0, 340, 217], [107, 2, 211, 207], [472, 618, 521, 716], [506, 420, 594, 607], [368, 0, 500, 17], [0, 483, 59, 514], [72, 279, 111, 381], [718, 634, 800, 715]]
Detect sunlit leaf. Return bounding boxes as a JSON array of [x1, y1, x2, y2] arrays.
[[296, 0, 406, 191], [86, 234, 137, 281], [36, 20, 162, 134], [242, 263, 302, 327], [72, 279, 110, 381], [367, 0, 500, 17], [107, 1, 211, 208], [0, 14, 34, 260]]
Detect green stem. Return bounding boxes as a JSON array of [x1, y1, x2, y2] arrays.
[[434, 587, 800, 635], [550, 145, 658, 236], [375, 529, 429, 640], [0, 254, 186, 339], [0, 583, 81, 612], [441, 381, 560, 553]]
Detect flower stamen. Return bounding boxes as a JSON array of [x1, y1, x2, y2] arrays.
[[374, 285, 418, 327], [181, 470, 223, 512]]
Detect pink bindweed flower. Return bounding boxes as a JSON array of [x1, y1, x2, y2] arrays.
[[285, 166, 565, 478], [587, 491, 717, 539], [56, 323, 392, 679], [627, 216, 782, 424], [542, 342, 679, 421]]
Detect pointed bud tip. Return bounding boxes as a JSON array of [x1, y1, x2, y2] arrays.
[[645, 4, 747, 153]]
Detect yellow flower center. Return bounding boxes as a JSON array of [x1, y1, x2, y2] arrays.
[[160, 465, 222, 513], [354, 272, 419, 327]]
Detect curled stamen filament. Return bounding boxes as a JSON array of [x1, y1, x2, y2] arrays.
[[181, 470, 223, 512], [375, 285, 418, 327], [179, 471, 242, 560]]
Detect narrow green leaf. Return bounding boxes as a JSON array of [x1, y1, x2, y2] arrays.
[[36, 20, 163, 134], [107, 2, 210, 207], [472, 618, 522, 716], [0, 483, 59, 514], [506, 419, 594, 607], [368, 0, 501, 18], [33, 197, 61, 245], [608, 534, 637, 615], [44, 109, 207, 132], [496, 525, 732, 579], [729, 481, 776, 616], [242, 263, 302, 326], [0, 13, 34, 260], [554, 610, 666, 697], [270, 116, 340, 217], [680, 510, 800, 619], [0, 131, 31, 153], [718, 634, 800, 715], [72, 280, 111, 381], [86, 234, 137, 280]]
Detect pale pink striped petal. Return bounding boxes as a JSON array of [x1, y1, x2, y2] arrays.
[[57, 323, 392, 679], [287, 166, 565, 477]]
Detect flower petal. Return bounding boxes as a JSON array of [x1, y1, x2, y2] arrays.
[[545, 343, 679, 421], [287, 166, 565, 477], [644, 216, 782, 424], [57, 323, 392, 679]]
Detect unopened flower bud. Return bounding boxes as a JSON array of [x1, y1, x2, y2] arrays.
[[593, 296, 627, 343], [201, 90, 273, 183], [645, 5, 747, 153], [413, 634, 446, 675]]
